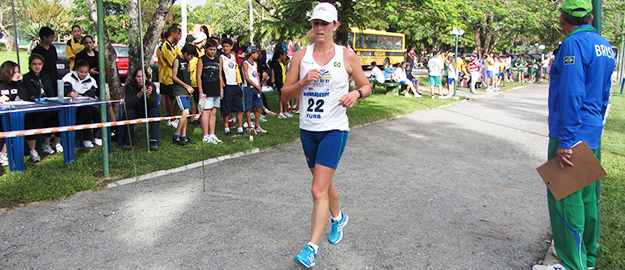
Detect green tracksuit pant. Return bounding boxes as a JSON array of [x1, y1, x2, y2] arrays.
[[547, 138, 600, 270]]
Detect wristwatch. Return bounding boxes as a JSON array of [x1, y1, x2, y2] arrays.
[[356, 89, 364, 99]]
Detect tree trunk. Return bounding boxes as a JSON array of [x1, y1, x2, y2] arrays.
[[128, 0, 176, 82], [483, 12, 494, 53], [86, 0, 123, 100]]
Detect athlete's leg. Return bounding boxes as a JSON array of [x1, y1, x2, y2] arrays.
[[308, 164, 338, 245]]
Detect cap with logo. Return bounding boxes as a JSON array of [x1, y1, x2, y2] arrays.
[[561, 0, 593, 17], [193, 32, 207, 43], [309, 2, 338, 23], [246, 45, 258, 56]]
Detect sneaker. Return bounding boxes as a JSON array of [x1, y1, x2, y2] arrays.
[[54, 143, 64, 153], [255, 126, 267, 133], [42, 144, 54, 154], [431, 95, 435, 99], [83, 140, 94, 148], [210, 134, 223, 143], [294, 245, 317, 268], [329, 212, 349, 244], [202, 135, 211, 143], [293, 105, 299, 111], [243, 122, 255, 128], [149, 141, 159, 151], [264, 108, 277, 116], [236, 130, 247, 136], [172, 136, 186, 146], [0, 152, 8, 166], [30, 150, 41, 162], [167, 119, 179, 128], [414, 93, 423, 97], [225, 131, 235, 137], [228, 119, 236, 127], [287, 106, 292, 113], [533, 264, 565, 270], [285, 112, 294, 118], [277, 113, 287, 119], [404, 93, 411, 97], [94, 138, 102, 146], [259, 115, 267, 122], [184, 137, 196, 145]]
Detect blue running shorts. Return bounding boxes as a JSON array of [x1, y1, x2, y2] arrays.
[[487, 70, 494, 78], [300, 129, 349, 169], [176, 96, 191, 111], [446, 77, 455, 85]]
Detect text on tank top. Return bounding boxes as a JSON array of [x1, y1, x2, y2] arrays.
[[298, 44, 350, 132], [201, 55, 220, 82]]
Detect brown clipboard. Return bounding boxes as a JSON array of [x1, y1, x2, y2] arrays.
[[536, 141, 606, 201]]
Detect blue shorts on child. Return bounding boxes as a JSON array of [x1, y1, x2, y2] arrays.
[[176, 96, 191, 111]]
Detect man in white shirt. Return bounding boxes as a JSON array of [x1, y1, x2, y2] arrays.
[[428, 51, 443, 98], [369, 62, 385, 83]]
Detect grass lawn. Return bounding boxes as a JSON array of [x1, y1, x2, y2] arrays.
[[596, 86, 625, 269], [0, 49, 30, 73]]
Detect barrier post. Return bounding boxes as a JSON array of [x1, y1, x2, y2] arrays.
[[97, 0, 110, 176]]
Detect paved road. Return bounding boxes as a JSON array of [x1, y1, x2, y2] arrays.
[[0, 84, 552, 269]]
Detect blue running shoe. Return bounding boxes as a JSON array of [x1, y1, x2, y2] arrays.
[[329, 212, 349, 244], [294, 244, 316, 268]]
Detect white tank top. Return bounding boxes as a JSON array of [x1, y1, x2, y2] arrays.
[[221, 54, 238, 85], [242, 60, 258, 88], [299, 44, 349, 131]]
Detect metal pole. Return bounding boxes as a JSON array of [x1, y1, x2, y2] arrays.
[[11, 0, 20, 67], [138, 0, 150, 151], [591, 0, 601, 34], [454, 35, 459, 97], [249, 0, 254, 42], [96, 0, 109, 176], [181, 0, 188, 38]]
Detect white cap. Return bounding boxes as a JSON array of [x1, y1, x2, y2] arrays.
[[193, 32, 207, 43], [309, 2, 338, 23]]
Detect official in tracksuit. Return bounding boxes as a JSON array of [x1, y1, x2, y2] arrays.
[[534, 0, 616, 269]]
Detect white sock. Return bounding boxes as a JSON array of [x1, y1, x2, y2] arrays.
[[209, 133, 215, 137], [307, 242, 318, 254], [225, 128, 230, 133], [332, 211, 343, 222], [237, 127, 243, 132]]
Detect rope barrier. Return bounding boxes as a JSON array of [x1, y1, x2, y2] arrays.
[[0, 114, 199, 139]]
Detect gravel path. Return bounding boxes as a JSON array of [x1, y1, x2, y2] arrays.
[[0, 84, 552, 269]]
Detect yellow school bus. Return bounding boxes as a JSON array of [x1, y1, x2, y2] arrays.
[[347, 28, 405, 67]]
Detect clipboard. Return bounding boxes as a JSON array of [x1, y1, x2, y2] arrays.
[[536, 141, 606, 201]]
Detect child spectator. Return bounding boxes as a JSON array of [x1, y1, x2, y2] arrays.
[[370, 62, 385, 83], [31, 27, 58, 94], [485, 52, 496, 91], [197, 40, 223, 144], [384, 65, 396, 82], [219, 37, 246, 137], [428, 51, 443, 98], [65, 25, 84, 71], [0, 61, 36, 163], [22, 54, 63, 157], [396, 62, 422, 97], [189, 32, 207, 124], [122, 68, 160, 151], [270, 49, 292, 119], [171, 44, 199, 145], [62, 60, 101, 148], [241, 46, 266, 133], [75, 35, 100, 85], [442, 57, 456, 98], [157, 27, 182, 128]]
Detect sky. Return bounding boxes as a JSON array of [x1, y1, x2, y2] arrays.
[[176, 0, 207, 8]]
